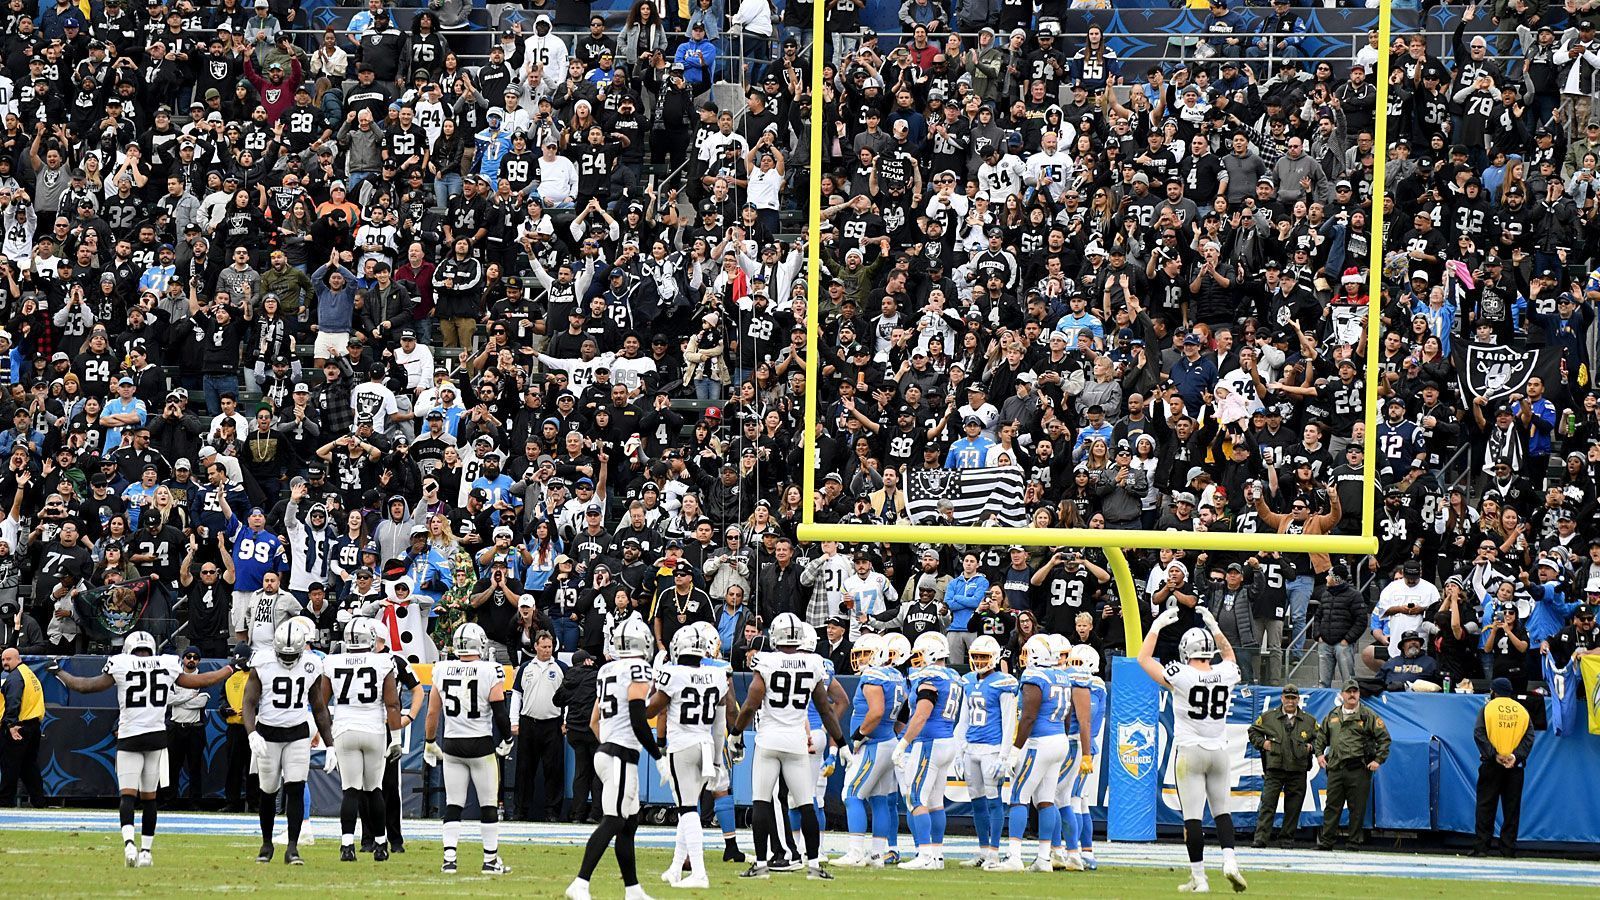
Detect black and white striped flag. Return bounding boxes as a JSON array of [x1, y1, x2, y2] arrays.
[[905, 466, 1028, 528]]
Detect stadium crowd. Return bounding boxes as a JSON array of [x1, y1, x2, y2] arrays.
[[3, 0, 1600, 823]]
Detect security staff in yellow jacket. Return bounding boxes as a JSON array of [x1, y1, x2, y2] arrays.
[[220, 661, 256, 812], [0, 648, 47, 806]]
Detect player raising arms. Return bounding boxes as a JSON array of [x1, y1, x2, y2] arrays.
[[320, 617, 401, 863], [834, 633, 906, 868], [243, 618, 335, 865], [988, 632, 1077, 873], [958, 634, 1016, 868], [424, 623, 512, 876], [894, 632, 962, 870], [50, 632, 238, 868], [647, 624, 737, 888], [732, 612, 846, 881], [567, 619, 661, 900], [1138, 605, 1246, 893]]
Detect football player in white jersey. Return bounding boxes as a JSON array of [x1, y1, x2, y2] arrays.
[[567, 618, 661, 900], [51, 631, 238, 868], [689, 620, 746, 863], [767, 621, 849, 873], [424, 623, 512, 875], [243, 618, 335, 866], [320, 616, 401, 863], [731, 612, 845, 881], [646, 624, 737, 889], [1139, 605, 1246, 893]]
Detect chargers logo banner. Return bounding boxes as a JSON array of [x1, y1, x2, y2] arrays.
[[1107, 656, 1159, 841], [1117, 721, 1155, 778]]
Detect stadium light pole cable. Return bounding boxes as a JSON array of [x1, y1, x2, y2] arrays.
[[800, 7, 1388, 651]]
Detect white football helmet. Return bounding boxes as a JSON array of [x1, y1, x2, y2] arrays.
[[124, 631, 157, 657], [968, 635, 1002, 673], [670, 626, 711, 659], [1068, 644, 1101, 676], [1179, 627, 1218, 662], [611, 618, 654, 659], [798, 622, 820, 653], [910, 632, 950, 668], [883, 632, 912, 667], [687, 621, 722, 659], [273, 618, 312, 666], [851, 633, 886, 673], [770, 612, 806, 648], [1049, 633, 1074, 665], [1022, 633, 1057, 668], [453, 622, 489, 659], [344, 617, 382, 653]]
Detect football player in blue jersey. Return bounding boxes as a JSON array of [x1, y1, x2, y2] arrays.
[[894, 632, 963, 870], [880, 632, 912, 863], [959, 635, 1016, 868], [987, 632, 1077, 872], [1067, 644, 1107, 870], [1050, 637, 1107, 871], [833, 634, 906, 868]]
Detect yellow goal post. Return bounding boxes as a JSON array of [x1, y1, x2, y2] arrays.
[[797, 6, 1393, 647]]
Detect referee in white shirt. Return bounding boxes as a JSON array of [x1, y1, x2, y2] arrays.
[[511, 631, 567, 821]]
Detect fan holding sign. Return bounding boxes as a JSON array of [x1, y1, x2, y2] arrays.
[[1471, 678, 1533, 858]]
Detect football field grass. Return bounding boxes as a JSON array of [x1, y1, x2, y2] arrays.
[[0, 829, 1583, 898]]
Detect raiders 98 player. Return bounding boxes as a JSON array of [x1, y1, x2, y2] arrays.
[[320, 616, 401, 863], [243, 618, 334, 866], [732, 612, 846, 881], [646, 624, 738, 889], [1138, 605, 1246, 894], [50, 631, 238, 868], [566, 618, 661, 900], [424, 623, 513, 875]]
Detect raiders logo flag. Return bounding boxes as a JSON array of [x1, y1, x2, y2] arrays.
[[905, 465, 1028, 528], [1453, 342, 1563, 406]]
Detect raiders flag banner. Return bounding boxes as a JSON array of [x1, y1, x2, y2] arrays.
[[906, 465, 1028, 528], [1453, 343, 1563, 406]]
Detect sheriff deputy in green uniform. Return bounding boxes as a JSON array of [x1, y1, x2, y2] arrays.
[[1315, 679, 1390, 850], [1247, 683, 1319, 847]]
